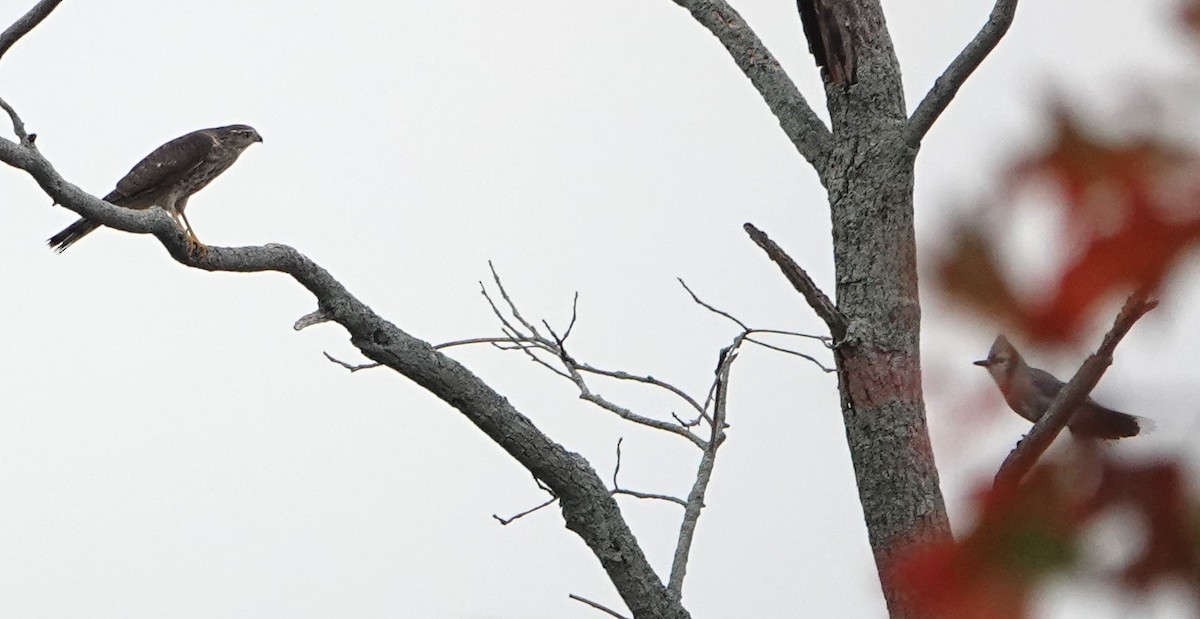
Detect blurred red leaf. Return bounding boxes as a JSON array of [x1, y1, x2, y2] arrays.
[[893, 466, 1081, 618], [1183, 0, 1200, 35], [1090, 460, 1200, 594], [937, 223, 1029, 329], [938, 108, 1200, 342], [898, 452, 1200, 616]]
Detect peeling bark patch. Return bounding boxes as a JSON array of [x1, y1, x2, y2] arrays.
[[841, 349, 922, 409]]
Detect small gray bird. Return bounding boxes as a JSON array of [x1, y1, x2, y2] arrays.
[[47, 124, 263, 252], [973, 335, 1146, 439]]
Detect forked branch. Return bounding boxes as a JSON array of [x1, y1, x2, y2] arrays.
[[906, 0, 1018, 145]]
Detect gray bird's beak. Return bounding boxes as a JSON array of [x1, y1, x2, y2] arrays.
[[973, 359, 991, 367]]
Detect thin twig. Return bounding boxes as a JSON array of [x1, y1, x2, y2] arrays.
[[488, 261, 542, 337], [519, 345, 575, 380], [480, 272, 710, 446], [748, 327, 832, 345], [578, 390, 706, 449], [323, 352, 382, 372], [610, 439, 688, 507], [493, 496, 559, 525], [612, 438, 624, 489], [613, 489, 688, 507], [993, 292, 1158, 488], [678, 278, 749, 331], [0, 96, 29, 143], [743, 337, 836, 372], [480, 281, 525, 338], [576, 363, 707, 418], [562, 291, 580, 341], [0, 0, 62, 62], [906, 0, 1019, 145], [568, 594, 630, 619], [434, 336, 526, 350], [744, 223, 847, 341]]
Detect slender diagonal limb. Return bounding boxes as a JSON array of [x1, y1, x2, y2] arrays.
[[0, 96, 30, 143], [569, 594, 630, 619], [906, 0, 1018, 146], [993, 292, 1157, 489], [0, 0, 61, 61], [744, 223, 847, 341], [669, 0, 832, 171]]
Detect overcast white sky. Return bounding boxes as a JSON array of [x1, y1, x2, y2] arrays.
[[2, 1, 1199, 617]]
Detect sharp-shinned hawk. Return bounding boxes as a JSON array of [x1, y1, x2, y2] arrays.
[[47, 124, 263, 252]]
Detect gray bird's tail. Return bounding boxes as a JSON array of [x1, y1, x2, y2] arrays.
[[1069, 404, 1144, 440], [47, 218, 100, 253]]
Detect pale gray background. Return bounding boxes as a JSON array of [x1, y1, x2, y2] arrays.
[[2, 0, 1198, 617]]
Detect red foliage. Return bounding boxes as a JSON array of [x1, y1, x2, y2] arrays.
[[893, 466, 1083, 618], [1182, 0, 1200, 35], [1091, 460, 1200, 592], [938, 110, 1200, 342], [893, 455, 1200, 617]]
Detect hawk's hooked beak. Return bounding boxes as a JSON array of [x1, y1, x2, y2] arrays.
[[973, 359, 992, 367]]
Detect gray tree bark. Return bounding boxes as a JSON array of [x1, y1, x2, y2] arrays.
[[818, 4, 950, 613]]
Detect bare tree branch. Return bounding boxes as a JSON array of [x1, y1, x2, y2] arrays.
[[577, 387, 706, 449], [611, 439, 688, 507], [613, 488, 688, 507], [569, 594, 631, 619], [562, 291, 580, 342], [0, 101, 690, 619], [993, 292, 1158, 488], [493, 496, 559, 525], [434, 337, 529, 350], [323, 352, 382, 373], [906, 0, 1018, 146], [480, 274, 709, 447], [0, 95, 30, 143], [294, 309, 331, 331], [668, 343, 733, 596], [0, 0, 60, 62], [668, 0, 832, 172], [743, 336, 835, 372], [746, 327, 831, 345], [677, 278, 749, 331], [576, 363, 707, 418], [488, 260, 543, 338], [744, 223, 847, 341]]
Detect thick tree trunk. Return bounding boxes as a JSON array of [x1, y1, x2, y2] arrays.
[[819, 2, 952, 615]]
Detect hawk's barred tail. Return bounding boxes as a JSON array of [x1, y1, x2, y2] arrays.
[[47, 218, 100, 253]]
